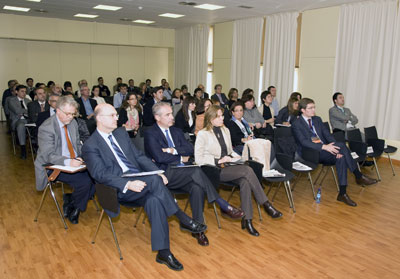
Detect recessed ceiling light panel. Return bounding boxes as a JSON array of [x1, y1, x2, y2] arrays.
[[26, 0, 41, 2], [159, 13, 185, 18], [93, 5, 122, 11], [194, 4, 225, 10], [74, 13, 99, 18], [3, 5, 30, 12], [133, 19, 155, 24]]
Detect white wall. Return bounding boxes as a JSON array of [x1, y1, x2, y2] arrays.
[[213, 21, 233, 94]]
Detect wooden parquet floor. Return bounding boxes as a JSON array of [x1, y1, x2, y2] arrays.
[[1, 123, 399, 279]]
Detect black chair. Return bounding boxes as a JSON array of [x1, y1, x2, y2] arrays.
[[332, 130, 346, 143], [294, 147, 320, 200], [274, 126, 296, 158], [348, 140, 368, 171], [264, 153, 296, 212], [348, 128, 383, 180], [91, 183, 144, 260], [364, 126, 397, 176]]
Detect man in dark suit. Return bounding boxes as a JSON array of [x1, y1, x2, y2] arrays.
[[2, 79, 17, 109], [143, 86, 164, 127], [97, 77, 111, 96], [144, 102, 244, 246], [28, 87, 49, 123], [211, 84, 228, 107], [34, 96, 95, 224], [76, 85, 97, 134], [197, 84, 209, 99], [36, 94, 59, 128], [291, 98, 377, 206], [82, 103, 207, 271]]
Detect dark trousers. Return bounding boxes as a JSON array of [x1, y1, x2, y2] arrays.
[[165, 166, 219, 223], [13, 119, 27, 145], [319, 142, 358, 186], [56, 171, 95, 211], [118, 175, 179, 251], [220, 165, 268, 220]]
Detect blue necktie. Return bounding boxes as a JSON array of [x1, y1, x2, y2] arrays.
[[108, 135, 139, 173], [165, 130, 174, 148]]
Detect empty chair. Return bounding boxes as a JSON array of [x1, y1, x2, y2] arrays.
[[333, 130, 346, 143], [364, 126, 397, 176]]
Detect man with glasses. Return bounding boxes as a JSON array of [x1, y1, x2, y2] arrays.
[[36, 94, 59, 128], [34, 96, 95, 224]]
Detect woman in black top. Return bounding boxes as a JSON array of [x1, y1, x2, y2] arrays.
[[275, 97, 299, 126], [227, 88, 239, 109], [174, 96, 196, 133], [117, 92, 143, 137], [226, 102, 254, 154]]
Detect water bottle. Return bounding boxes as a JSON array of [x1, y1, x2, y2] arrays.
[[316, 188, 321, 203]]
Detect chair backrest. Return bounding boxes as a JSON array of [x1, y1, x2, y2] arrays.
[[246, 160, 264, 184], [347, 128, 363, 142], [274, 127, 296, 158], [201, 165, 221, 189], [132, 133, 145, 153], [323, 122, 331, 133], [364, 126, 378, 141], [95, 184, 119, 213], [276, 153, 293, 172], [349, 141, 367, 157], [301, 147, 320, 165], [332, 131, 346, 143]]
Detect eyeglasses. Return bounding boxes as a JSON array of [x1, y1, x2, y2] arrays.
[[99, 114, 119, 119], [59, 108, 77, 117]]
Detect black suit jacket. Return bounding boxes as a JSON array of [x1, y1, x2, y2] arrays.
[[174, 109, 195, 133], [144, 124, 193, 171], [77, 97, 97, 120], [211, 93, 228, 106], [202, 92, 209, 99], [28, 101, 50, 123], [143, 99, 155, 126], [226, 119, 246, 147], [98, 85, 111, 96], [291, 115, 335, 154], [82, 127, 159, 193], [2, 89, 12, 107]]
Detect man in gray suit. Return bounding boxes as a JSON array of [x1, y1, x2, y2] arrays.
[[8, 85, 31, 159], [34, 96, 95, 224], [329, 92, 358, 136]]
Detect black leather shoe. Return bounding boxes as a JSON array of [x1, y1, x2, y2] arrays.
[[221, 205, 244, 219], [180, 219, 207, 233], [263, 201, 283, 219], [63, 194, 73, 218], [191, 232, 209, 246], [156, 253, 183, 271], [68, 208, 80, 224], [337, 193, 357, 207], [241, 218, 259, 236], [356, 175, 378, 186]]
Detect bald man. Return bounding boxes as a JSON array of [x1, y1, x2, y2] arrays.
[[82, 104, 207, 271]]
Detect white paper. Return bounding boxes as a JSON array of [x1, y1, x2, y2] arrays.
[[351, 152, 359, 159], [275, 123, 291, 127], [263, 169, 286, 178], [25, 123, 36, 127], [367, 146, 374, 154], [49, 165, 86, 172], [122, 170, 164, 177], [292, 161, 312, 171]]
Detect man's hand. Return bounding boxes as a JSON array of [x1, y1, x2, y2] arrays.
[[322, 143, 340, 155], [181, 156, 190, 163], [70, 157, 84, 167], [158, 173, 168, 185], [126, 180, 147, 192], [87, 113, 94, 119]]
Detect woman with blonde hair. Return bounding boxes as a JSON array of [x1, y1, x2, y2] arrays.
[[195, 105, 282, 236]]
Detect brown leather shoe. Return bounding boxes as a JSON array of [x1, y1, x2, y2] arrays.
[[337, 193, 357, 207], [191, 232, 209, 246], [221, 205, 244, 219], [356, 175, 378, 186]]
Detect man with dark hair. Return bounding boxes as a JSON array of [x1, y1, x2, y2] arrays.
[[36, 94, 59, 128], [144, 102, 244, 246], [82, 103, 206, 271], [128, 79, 139, 94], [197, 84, 209, 99], [26, 78, 35, 100], [211, 84, 228, 107], [63, 81, 73, 94], [329, 92, 359, 135], [162, 81, 172, 100], [113, 83, 128, 109], [34, 96, 95, 224], [97, 77, 111, 96], [292, 98, 377, 207], [268, 85, 279, 116], [77, 85, 97, 134], [113, 77, 123, 94], [8, 85, 31, 159], [28, 87, 49, 123], [143, 87, 164, 126], [2, 79, 17, 108]]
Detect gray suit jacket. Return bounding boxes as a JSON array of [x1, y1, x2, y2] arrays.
[[329, 105, 358, 132], [8, 96, 31, 128], [34, 115, 81, 190]]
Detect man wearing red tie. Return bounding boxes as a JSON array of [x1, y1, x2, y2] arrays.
[[34, 96, 95, 224]]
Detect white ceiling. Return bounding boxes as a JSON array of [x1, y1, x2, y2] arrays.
[[0, 0, 368, 29]]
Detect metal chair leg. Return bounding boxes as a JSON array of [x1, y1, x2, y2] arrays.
[[283, 181, 293, 208], [286, 181, 296, 213], [134, 207, 144, 228], [184, 199, 190, 212], [212, 202, 221, 229], [26, 127, 35, 164], [314, 167, 324, 185], [257, 203, 262, 221], [108, 216, 123, 260], [271, 182, 282, 202], [330, 167, 339, 192], [48, 183, 68, 229], [372, 157, 381, 181], [92, 198, 100, 211], [387, 153, 395, 176], [92, 209, 104, 243], [34, 183, 50, 222], [308, 172, 316, 200], [227, 186, 237, 202], [319, 168, 329, 186], [11, 131, 16, 155]]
